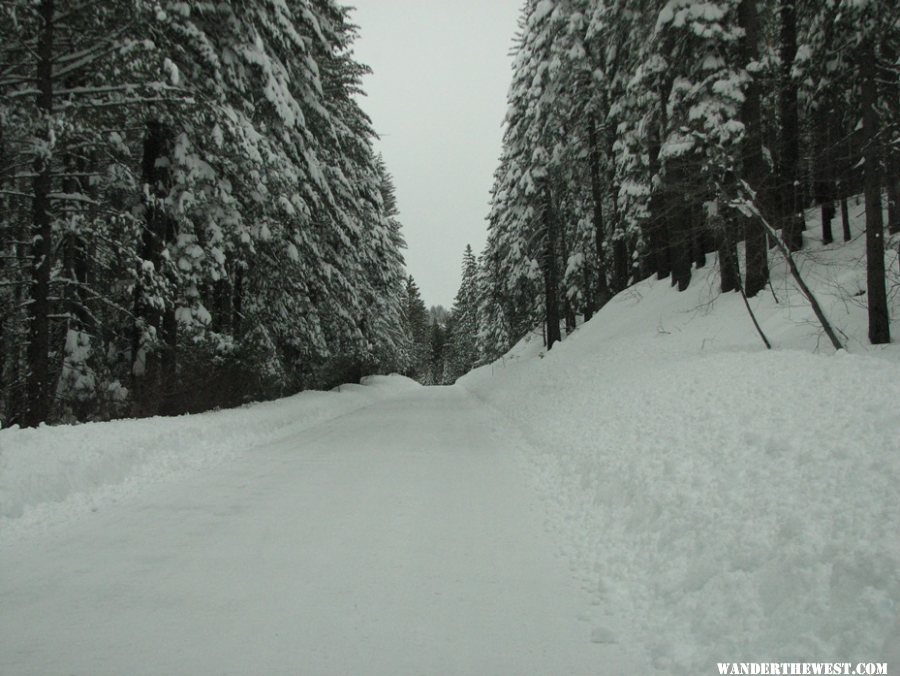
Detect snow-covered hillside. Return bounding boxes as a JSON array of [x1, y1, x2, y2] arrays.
[[460, 199, 900, 672]]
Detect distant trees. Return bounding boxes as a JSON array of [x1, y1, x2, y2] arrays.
[[442, 245, 480, 382], [1, 1, 411, 427], [475, 0, 896, 360], [413, 246, 481, 386], [401, 276, 430, 382], [427, 318, 448, 385]]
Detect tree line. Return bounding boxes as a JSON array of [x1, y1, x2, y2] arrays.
[[474, 0, 897, 365], [399, 245, 479, 386], [0, 1, 415, 427]]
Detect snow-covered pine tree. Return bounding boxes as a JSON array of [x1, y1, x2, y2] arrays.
[[475, 242, 513, 364], [651, 0, 760, 295], [481, 0, 891, 357], [0, 0, 181, 425], [801, 0, 894, 344], [483, 151, 542, 356], [442, 245, 480, 382], [427, 317, 448, 386], [401, 276, 430, 382], [0, 0, 413, 425], [491, 0, 575, 350]]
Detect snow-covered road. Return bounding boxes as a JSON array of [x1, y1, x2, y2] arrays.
[[1, 386, 644, 675]]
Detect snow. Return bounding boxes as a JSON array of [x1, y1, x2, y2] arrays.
[[0, 384, 648, 675], [460, 198, 900, 672], [0, 375, 420, 541], [162, 57, 180, 86], [532, 0, 555, 25], [56, 329, 96, 402], [1, 198, 897, 673]]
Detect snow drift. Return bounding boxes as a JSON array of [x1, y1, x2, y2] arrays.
[[460, 202, 900, 672], [0, 375, 420, 539]]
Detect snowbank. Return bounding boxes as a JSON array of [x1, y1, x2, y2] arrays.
[[460, 205, 900, 672], [0, 374, 420, 540]]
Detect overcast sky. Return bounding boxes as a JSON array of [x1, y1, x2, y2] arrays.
[[348, 1, 521, 308]]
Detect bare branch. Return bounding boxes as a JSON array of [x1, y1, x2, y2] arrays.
[[735, 181, 845, 352]]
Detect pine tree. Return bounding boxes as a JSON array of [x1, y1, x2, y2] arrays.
[[401, 276, 430, 382], [0, 0, 414, 425], [1, 0, 174, 425], [777, 0, 804, 252], [802, 0, 894, 344], [427, 318, 447, 386], [477, 0, 892, 362], [737, 0, 770, 298], [442, 245, 480, 382], [475, 244, 513, 364]]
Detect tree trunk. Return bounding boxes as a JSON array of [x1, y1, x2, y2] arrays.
[[612, 233, 628, 291], [647, 119, 670, 282], [778, 0, 804, 251], [860, 37, 890, 345], [4, 206, 26, 424], [671, 205, 691, 292], [543, 186, 561, 350], [557, 206, 576, 335], [667, 162, 692, 291], [159, 202, 178, 415], [833, 78, 859, 245], [0, 116, 7, 420], [232, 263, 244, 336], [564, 307, 576, 335], [820, 200, 835, 245], [132, 120, 175, 416], [693, 203, 711, 269], [582, 255, 594, 322], [813, 107, 836, 244], [212, 279, 232, 333], [588, 115, 611, 310], [159, 300, 178, 415], [840, 194, 851, 242], [588, 116, 611, 310], [23, 0, 55, 428], [881, 40, 899, 235], [718, 216, 741, 294], [739, 0, 769, 299]]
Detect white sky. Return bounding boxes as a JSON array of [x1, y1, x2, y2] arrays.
[[348, 1, 521, 308]]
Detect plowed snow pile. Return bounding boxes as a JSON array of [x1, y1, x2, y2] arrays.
[[0, 375, 420, 539], [461, 202, 900, 673]]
